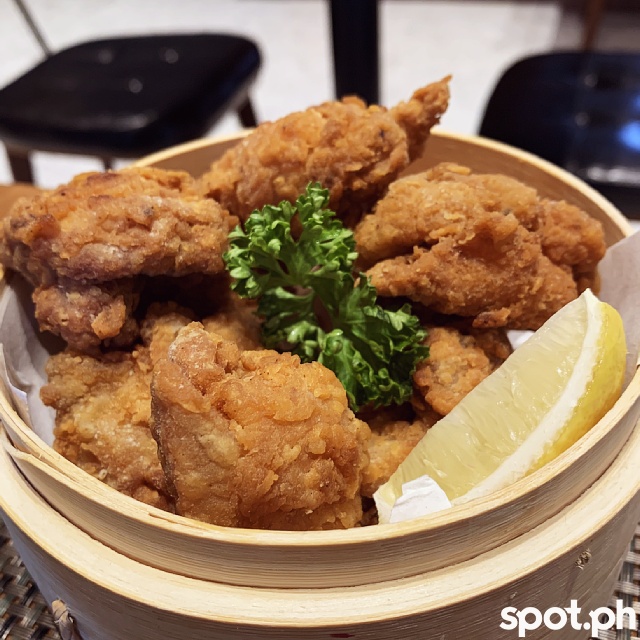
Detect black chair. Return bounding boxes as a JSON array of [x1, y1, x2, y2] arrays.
[[0, 33, 261, 183], [479, 52, 640, 217]]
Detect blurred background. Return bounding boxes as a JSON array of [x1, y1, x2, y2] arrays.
[[0, 0, 638, 189]]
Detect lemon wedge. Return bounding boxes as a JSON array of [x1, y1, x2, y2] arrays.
[[374, 289, 626, 524]]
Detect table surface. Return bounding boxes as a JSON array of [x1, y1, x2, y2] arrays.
[[0, 182, 638, 639]]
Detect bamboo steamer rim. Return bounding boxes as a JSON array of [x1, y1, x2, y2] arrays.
[[0, 129, 636, 550], [2, 415, 640, 628]]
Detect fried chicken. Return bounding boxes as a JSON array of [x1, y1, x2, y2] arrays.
[[0, 167, 237, 352], [41, 305, 195, 510], [41, 290, 267, 510], [151, 324, 370, 530], [200, 78, 450, 226], [360, 407, 439, 498], [412, 325, 512, 417], [398, 162, 606, 291], [201, 293, 262, 351], [355, 163, 594, 330], [537, 198, 606, 292], [26, 82, 610, 533], [366, 213, 577, 329], [33, 279, 141, 353], [354, 164, 539, 269]]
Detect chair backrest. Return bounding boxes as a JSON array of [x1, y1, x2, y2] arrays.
[[479, 52, 640, 215]]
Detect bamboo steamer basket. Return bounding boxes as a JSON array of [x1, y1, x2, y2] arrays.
[[0, 130, 637, 589], [2, 406, 640, 640], [0, 130, 639, 639]]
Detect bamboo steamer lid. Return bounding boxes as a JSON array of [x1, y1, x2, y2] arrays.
[[0, 130, 638, 594]]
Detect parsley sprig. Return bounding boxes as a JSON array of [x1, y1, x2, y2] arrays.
[[224, 184, 428, 411]]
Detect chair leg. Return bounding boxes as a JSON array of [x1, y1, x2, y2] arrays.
[[237, 97, 258, 128], [102, 158, 114, 171], [582, 0, 607, 50], [329, 0, 379, 104], [5, 145, 34, 184]]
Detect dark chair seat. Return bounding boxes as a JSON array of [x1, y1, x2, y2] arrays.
[[0, 33, 261, 182], [479, 52, 640, 217]]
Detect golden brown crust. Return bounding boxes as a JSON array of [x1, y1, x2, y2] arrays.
[[417, 165, 605, 293], [389, 78, 452, 161], [42, 296, 270, 511], [361, 412, 439, 498], [199, 78, 450, 226], [0, 167, 238, 352], [151, 324, 370, 530], [28, 84, 610, 530], [0, 167, 236, 283], [356, 163, 594, 330], [412, 326, 512, 417], [354, 163, 542, 269], [367, 214, 577, 330], [33, 279, 141, 353], [41, 306, 195, 510], [536, 198, 606, 292], [44, 348, 171, 510], [202, 293, 262, 351]]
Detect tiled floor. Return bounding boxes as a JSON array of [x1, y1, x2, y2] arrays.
[[0, 0, 638, 190]]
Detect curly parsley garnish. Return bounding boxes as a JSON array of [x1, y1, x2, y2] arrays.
[[224, 183, 428, 411]]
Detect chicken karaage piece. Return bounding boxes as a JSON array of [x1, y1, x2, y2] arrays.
[[42, 294, 264, 509], [151, 324, 371, 530], [200, 78, 450, 226], [396, 162, 606, 291], [537, 198, 606, 292], [412, 325, 512, 417], [360, 407, 439, 498], [355, 163, 596, 330], [201, 293, 262, 351], [366, 212, 577, 330], [33, 278, 141, 353], [0, 167, 237, 352], [41, 305, 195, 510]]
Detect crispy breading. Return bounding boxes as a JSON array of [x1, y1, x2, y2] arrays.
[[537, 198, 606, 291], [415, 163, 543, 230], [357, 164, 585, 330], [151, 324, 370, 530], [354, 164, 542, 269], [0, 167, 236, 282], [361, 412, 439, 498], [0, 167, 237, 352], [28, 85, 610, 531], [367, 211, 577, 330], [412, 326, 512, 417], [33, 279, 141, 353], [202, 293, 262, 351], [140, 302, 198, 364], [399, 163, 606, 291], [41, 295, 266, 510], [41, 306, 195, 510], [200, 78, 450, 225]]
